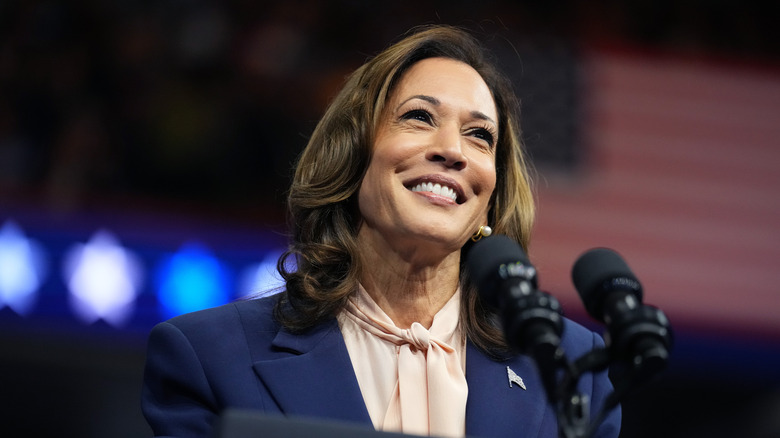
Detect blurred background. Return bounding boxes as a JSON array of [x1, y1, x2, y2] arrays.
[[1, 1, 778, 437]]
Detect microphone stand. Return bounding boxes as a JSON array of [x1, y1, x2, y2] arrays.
[[554, 347, 612, 438], [464, 235, 672, 438], [534, 302, 673, 438]]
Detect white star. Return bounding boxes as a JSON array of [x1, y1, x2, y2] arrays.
[[0, 220, 48, 315], [63, 230, 143, 326]]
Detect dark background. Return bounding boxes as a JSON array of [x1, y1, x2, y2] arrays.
[[1, 1, 779, 437]]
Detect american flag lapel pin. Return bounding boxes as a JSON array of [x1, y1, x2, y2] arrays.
[[507, 366, 526, 390]]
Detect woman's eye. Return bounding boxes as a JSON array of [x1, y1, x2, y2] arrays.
[[470, 128, 495, 147], [401, 109, 433, 124]]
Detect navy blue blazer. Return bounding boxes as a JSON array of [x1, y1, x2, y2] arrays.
[[142, 295, 620, 438]]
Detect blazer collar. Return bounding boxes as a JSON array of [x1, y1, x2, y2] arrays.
[[253, 317, 549, 437], [252, 318, 373, 425]]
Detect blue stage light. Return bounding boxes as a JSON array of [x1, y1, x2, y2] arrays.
[[155, 243, 232, 319], [0, 220, 48, 316], [238, 250, 288, 299]]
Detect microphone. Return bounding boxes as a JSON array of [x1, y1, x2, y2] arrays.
[[572, 248, 672, 378], [466, 235, 564, 359]]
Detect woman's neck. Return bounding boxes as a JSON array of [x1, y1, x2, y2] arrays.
[[356, 228, 461, 329]]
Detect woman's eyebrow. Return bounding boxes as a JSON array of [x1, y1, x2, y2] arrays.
[[396, 94, 440, 110], [470, 110, 496, 126], [396, 94, 496, 126]]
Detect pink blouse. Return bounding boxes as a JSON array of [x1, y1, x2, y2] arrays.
[[337, 285, 468, 437]]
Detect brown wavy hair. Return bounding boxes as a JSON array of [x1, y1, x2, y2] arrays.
[[275, 25, 535, 356]]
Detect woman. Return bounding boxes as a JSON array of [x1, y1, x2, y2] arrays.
[[142, 25, 620, 438]]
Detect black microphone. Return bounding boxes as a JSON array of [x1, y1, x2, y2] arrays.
[[466, 235, 564, 359], [572, 248, 672, 378]]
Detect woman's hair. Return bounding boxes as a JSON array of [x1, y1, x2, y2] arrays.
[[275, 24, 535, 356]]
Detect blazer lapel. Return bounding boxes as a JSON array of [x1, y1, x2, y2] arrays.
[[252, 319, 372, 425], [465, 342, 549, 438]]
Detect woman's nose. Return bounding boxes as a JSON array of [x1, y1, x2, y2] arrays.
[[426, 125, 467, 170]]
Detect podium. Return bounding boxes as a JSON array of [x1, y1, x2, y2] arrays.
[[214, 409, 420, 438]]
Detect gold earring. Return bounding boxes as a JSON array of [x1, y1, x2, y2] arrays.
[[471, 225, 493, 242]]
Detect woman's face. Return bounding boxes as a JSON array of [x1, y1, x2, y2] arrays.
[[357, 57, 498, 257]]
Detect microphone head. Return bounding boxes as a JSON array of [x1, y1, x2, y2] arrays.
[[466, 235, 535, 308], [571, 248, 643, 321]]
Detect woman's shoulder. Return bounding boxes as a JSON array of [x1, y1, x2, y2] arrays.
[[156, 293, 283, 339], [560, 315, 606, 355]]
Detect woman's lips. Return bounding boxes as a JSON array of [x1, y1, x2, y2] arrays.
[[404, 174, 465, 204]]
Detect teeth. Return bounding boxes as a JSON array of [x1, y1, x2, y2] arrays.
[[411, 182, 458, 202]]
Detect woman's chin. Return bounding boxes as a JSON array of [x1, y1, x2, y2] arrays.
[[400, 227, 468, 254]]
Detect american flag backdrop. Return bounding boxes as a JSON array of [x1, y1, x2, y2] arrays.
[[530, 47, 780, 341]]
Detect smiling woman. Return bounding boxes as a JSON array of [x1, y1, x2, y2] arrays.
[[141, 25, 621, 438], [357, 58, 498, 295], [278, 26, 535, 347]]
